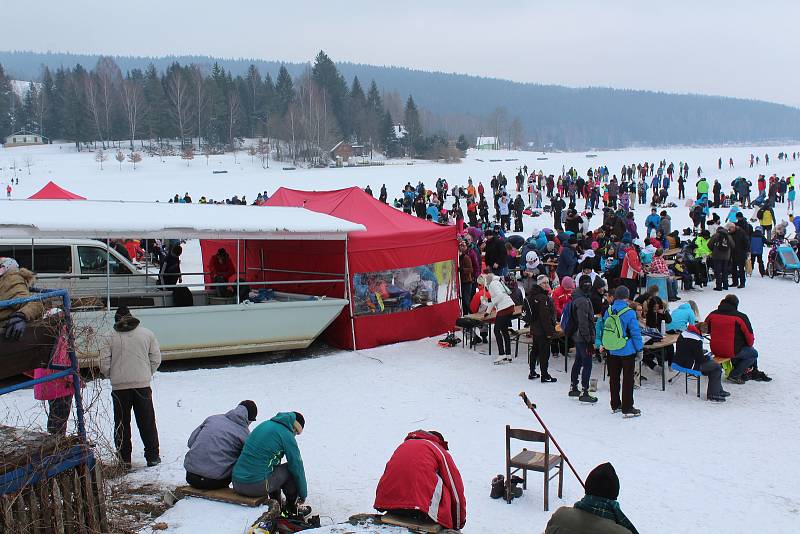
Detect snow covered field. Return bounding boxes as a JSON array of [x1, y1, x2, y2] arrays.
[[1, 142, 800, 533]]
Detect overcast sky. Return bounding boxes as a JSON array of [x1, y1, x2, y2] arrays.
[[3, 0, 798, 107]]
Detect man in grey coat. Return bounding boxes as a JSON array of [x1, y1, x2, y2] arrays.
[[568, 277, 597, 403], [184, 401, 258, 490], [99, 306, 162, 468]]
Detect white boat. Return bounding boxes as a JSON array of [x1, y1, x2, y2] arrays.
[[0, 199, 365, 364]]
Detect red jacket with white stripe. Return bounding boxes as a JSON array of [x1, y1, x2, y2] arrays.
[[374, 431, 467, 530]]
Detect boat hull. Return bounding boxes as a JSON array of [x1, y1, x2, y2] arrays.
[[74, 296, 348, 364]]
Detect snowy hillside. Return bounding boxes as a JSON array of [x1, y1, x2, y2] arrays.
[[1, 143, 799, 533]]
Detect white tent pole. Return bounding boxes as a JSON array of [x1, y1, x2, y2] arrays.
[[236, 239, 241, 304], [344, 234, 357, 350], [105, 239, 111, 310]]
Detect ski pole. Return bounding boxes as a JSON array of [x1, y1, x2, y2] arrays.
[[519, 391, 585, 489]]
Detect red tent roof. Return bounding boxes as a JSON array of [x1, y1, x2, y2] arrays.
[[28, 181, 86, 200], [264, 187, 454, 253]]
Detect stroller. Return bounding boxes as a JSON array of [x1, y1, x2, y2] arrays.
[[767, 237, 800, 283]]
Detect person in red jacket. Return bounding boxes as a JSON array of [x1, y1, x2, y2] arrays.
[[207, 248, 237, 296], [374, 430, 466, 530], [706, 294, 770, 384], [551, 276, 574, 318]]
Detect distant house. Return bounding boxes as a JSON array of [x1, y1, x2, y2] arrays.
[[330, 141, 371, 162], [476, 136, 498, 150], [3, 130, 48, 148]]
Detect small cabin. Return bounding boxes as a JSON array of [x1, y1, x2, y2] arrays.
[[476, 136, 498, 150], [3, 130, 48, 147]]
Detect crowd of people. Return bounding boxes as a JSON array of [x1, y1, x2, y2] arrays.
[[448, 157, 784, 419]]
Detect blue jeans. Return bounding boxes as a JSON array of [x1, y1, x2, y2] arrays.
[[731, 346, 758, 378], [570, 341, 592, 390]]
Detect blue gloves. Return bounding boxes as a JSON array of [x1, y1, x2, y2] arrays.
[[3, 314, 27, 341]]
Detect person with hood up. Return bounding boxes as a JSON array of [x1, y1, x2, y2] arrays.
[[524, 275, 558, 382], [707, 227, 734, 291], [185, 400, 258, 490], [0, 257, 44, 342], [674, 325, 729, 402], [483, 272, 516, 363], [545, 462, 639, 534], [596, 286, 644, 417], [556, 235, 579, 280], [750, 227, 767, 276], [374, 430, 466, 531], [521, 250, 541, 295], [644, 208, 660, 238], [233, 411, 309, 516], [552, 276, 575, 318], [99, 306, 162, 468], [568, 277, 598, 403]]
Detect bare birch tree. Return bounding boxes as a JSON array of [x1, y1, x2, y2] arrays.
[[120, 79, 143, 150], [166, 69, 193, 147], [84, 75, 105, 148], [190, 65, 208, 150], [227, 90, 240, 147], [95, 149, 107, 170], [95, 57, 122, 146]]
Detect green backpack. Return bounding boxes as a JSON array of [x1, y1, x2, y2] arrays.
[[601, 306, 630, 351]]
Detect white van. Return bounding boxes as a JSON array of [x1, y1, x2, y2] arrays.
[[0, 238, 160, 306]]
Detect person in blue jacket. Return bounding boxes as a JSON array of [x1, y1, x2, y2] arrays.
[[596, 286, 644, 417], [665, 300, 699, 332], [644, 208, 661, 238], [750, 226, 767, 276], [232, 412, 308, 514]]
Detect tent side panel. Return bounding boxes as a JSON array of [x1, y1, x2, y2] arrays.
[[345, 299, 460, 350]]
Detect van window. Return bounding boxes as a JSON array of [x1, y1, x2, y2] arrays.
[[0, 244, 72, 273], [78, 246, 132, 275]]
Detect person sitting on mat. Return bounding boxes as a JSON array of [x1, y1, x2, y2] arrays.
[[232, 412, 309, 517], [374, 430, 466, 531], [184, 400, 258, 490]]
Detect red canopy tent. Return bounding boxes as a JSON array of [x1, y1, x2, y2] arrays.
[[28, 181, 86, 200], [201, 187, 460, 349]]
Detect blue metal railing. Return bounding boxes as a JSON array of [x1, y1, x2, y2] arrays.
[[0, 288, 87, 442]]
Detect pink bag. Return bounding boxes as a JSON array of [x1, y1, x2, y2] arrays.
[[33, 331, 74, 401]]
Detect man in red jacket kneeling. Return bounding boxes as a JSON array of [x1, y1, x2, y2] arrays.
[[374, 430, 466, 530]]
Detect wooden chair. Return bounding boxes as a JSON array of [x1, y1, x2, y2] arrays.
[[505, 425, 563, 511]]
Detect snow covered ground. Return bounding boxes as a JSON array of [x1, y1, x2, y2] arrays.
[[1, 142, 800, 533]]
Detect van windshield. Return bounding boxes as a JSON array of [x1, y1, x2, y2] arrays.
[[78, 246, 132, 275]]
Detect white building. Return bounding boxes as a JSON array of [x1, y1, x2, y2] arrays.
[[3, 130, 48, 148], [476, 136, 498, 150]]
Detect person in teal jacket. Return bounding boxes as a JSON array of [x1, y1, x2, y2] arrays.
[[665, 301, 699, 332], [232, 412, 307, 512]]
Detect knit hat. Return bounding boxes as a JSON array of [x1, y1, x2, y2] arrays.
[[114, 305, 132, 323], [585, 462, 620, 500], [0, 257, 19, 276], [613, 285, 630, 300], [686, 324, 702, 336], [239, 400, 258, 422], [560, 276, 575, 290], [293, 412, 305, 434], [546, 241, 555, 252], [525, 251, 538, 268], [579, 276, 593, 291], [536, 275, 550, 286], [622, 232, 632, 244]]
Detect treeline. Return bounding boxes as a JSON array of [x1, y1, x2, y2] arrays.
[[0, 51, 466, 161]]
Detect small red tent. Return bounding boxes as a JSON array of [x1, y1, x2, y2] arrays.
[[201, 187, 460, 349], [28, 181, 86, 200]]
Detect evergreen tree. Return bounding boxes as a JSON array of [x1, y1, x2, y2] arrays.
[[274, 66, 294, 117], [63, 64, 91, 149], [380, 110, 400, 157], [403, 95, 423, 155], [348, 76, 367, 141], [143, 64, 167, 142], [244, 64, 262, 137], [311, 51, 349, 136], [20, 82, 39, 131], [0, 63, 15, 138], [41, 66, 58, 138], [456, 134, 469, 152]]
